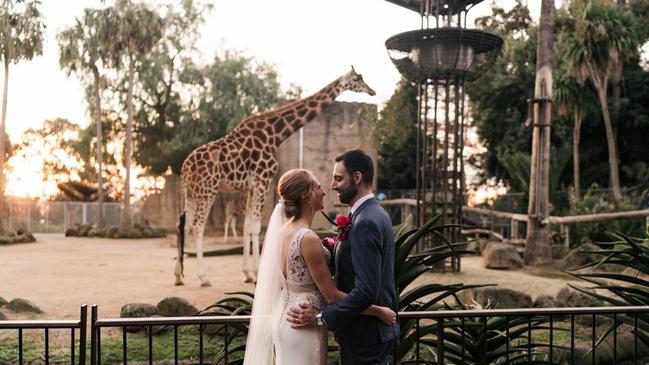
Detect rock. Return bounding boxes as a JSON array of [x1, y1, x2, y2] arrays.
[[559, 243, 600, 270], [0, 311, 7, 320], [556, 286, 598, 308], [482, 242, 524, 269], [78, 224, 92, 237], [551, 244, 570, 260], [202, 307, 231, 336], [479, 240, 499, 255], [65, 228, 78, 237], [157, 297, 198, 317], [107, 227, 120, 238], [120, 303, 159, 318], [459, 287, 532, 309], [95, 227, 108, 238], [0, 297, 7, 307], [533, 295, 556, 308], [7, 298, 43, 314], [88, 228, 98, 237], [596, 323, 649, 363], [121, 303, 159, 333], [127, 228, 143, 239], [144, 315, 170, 336], [0, 235, 14, 244]]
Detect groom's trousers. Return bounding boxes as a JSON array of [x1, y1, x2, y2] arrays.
[[339, 340, 394, 365]]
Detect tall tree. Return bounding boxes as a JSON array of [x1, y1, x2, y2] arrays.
[[374, 78, 417, 190], [566, 0, 638, 202], [0, 0, 45, 231], [58, 7, 111, 227], [525, 0, 556, 265], [554, 69, 596, 203], [102, 0, 163, 229]]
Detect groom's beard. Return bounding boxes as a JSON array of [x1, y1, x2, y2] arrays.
[[337, 184, 358, 205]]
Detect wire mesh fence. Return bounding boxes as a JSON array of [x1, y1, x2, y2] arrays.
[[6, 200, 122, 234]]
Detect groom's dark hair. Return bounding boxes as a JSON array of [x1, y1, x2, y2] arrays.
[[335, 149, 374, 186]]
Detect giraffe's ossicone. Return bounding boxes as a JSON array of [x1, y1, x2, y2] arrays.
[[175, 66, 375, 287]]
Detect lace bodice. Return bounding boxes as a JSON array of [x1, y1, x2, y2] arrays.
[[272, 227, 330, 364], [286, 227, 331, 292]]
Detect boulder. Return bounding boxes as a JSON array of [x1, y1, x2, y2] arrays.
[[120, 303, 159, 318], [559, 243, 600, 270], [157, 297, 198, 317], [144, 315, 170, 336], [78, 224, 92, 237], [595, 323, 649, 363], [7, 298, 43, 314], [0, 296, 7, 307], [202, 307, 231, 336], [533, 295, 556, 308], [460, 287, 532, 309], [121, 303, 160, 333], [556, 286, 598, 308], [482, 242, 524, 269], [127, 228, 143, 239]]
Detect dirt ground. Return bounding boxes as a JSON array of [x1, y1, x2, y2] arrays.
[[0, 234, 582, 320]]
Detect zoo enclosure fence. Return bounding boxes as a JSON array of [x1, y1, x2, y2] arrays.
[[4, 305, 649, 364], [5, 201, 122, 234]]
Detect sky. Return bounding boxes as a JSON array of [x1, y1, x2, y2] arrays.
[[7, 0, 540, 140], [5, 0, 541, 197]]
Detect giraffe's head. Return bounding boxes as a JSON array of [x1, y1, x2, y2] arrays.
[[340, 66, 376, 96]]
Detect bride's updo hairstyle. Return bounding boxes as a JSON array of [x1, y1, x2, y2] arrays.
[[278, 169, 316, 219]]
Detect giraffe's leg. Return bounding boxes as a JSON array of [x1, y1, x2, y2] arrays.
[[174, 201, 194, 286], [242, 189, 256, 283], [231, 216, 238, 239], [242, 213, 255, 283], [224, 216, 230, 242], [192, 195, 215, 287], [247, 182, 270, 282]]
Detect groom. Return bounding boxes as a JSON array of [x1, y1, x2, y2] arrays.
[[288, 149, 400, 364]]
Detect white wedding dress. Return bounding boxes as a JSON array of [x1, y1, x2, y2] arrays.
[[273, 227, 330, 365]]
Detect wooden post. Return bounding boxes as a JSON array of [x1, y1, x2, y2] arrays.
[[525, 0, 556, 265], [511, 219, 519, 240]]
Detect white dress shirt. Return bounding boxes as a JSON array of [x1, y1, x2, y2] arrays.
[[350, 193, 374, 215]]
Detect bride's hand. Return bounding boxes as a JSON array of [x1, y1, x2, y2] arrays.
[[378, 306, 397, 326]]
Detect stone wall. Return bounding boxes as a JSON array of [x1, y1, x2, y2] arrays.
[[141, 101, 378, 232]]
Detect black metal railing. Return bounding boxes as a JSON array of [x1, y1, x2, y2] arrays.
[[0, 304, 87, 365], [5, 305, 649, 364], [399, 306, 649, 364], [89, 305, 250, 365]]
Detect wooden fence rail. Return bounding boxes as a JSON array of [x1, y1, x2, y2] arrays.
[[380, 199, 649, 247]]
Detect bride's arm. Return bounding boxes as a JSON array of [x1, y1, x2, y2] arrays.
[[300, 232, 396, 324]]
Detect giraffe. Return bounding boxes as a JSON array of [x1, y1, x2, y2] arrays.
[[175, 66, 375, 287], [223, 196, 245, 242]]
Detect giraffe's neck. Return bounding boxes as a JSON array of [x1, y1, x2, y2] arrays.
[[232, 77, 344, 146], [274, 77, 343, 144]]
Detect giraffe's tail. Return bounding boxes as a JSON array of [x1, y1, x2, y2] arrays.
[[175, 212, 186, 281]]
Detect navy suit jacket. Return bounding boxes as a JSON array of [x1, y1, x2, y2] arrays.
[[322, 198, 400, 347]]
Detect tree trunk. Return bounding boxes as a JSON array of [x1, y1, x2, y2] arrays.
[[596, 86, 623, 202], [121, 58, 134, 230], [92, 67, 105, 229], [525, 0, 555, 266], [572, 110, 582, 205], [0, 59, 9, 233]]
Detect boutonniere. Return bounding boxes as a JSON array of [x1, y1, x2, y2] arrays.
[[322, 212, 353, 242]]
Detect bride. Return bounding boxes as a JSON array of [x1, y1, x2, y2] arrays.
[[243, 169, 396, 365]]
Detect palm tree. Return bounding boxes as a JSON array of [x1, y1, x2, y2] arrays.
[[554, 70, 596, 204], [58, 8, 110, 228], [566, 0, 638, 202], [0, 0, 44, 232], [101, 0, 163, 229]]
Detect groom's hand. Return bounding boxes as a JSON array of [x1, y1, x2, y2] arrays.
[[287, 303, 318, 328]]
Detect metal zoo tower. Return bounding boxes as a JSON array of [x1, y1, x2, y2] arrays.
[[385, 0, 502, 271]]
